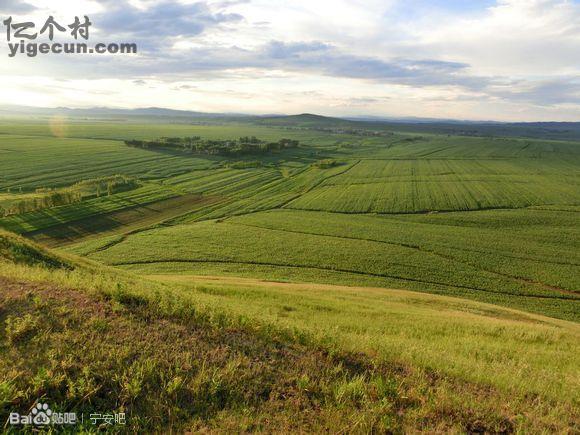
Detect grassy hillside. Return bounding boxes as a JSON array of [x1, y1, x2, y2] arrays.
[[0, 118, 579, 430], [1, 231, 578, 432]]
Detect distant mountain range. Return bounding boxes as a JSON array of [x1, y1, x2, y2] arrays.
[[1, 105, 579, 141], [0, 105, 252, 118], [255, 113, 580, 141]]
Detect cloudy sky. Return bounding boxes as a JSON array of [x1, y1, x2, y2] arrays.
[[1, 0, 579, 121]]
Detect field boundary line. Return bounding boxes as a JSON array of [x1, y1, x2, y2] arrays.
[[284, 203, 580, 216], [225, 221, 579, 297], [281, 159, 363, 209]]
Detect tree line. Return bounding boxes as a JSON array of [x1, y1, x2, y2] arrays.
[[124, 136, 301, 156], [0, 176, 138, 218]]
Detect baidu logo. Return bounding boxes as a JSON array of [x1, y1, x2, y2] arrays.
[[9, 402, 77, 426], [30, 403, 52, 425]]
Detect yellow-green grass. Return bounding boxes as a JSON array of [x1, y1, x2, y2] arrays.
[[1, 231, 578, 432], [149, 274, 580, 405]]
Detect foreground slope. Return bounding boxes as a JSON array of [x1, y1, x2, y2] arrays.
[[1, 231, 579, 432]]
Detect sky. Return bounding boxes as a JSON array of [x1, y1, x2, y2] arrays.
[[0, 0, 579, 121]]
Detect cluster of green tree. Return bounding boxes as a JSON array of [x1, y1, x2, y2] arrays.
[[0, 176, 138, 217], [73, 175, 138, 198], [400, 136, 425, 142], [124, 136, 300, 156], [312, 159, 340, 169], [0, 190, 83, 217]]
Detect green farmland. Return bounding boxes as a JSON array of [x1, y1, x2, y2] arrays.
[[0, 115, 579, 432], [288, 158, 579, 213]]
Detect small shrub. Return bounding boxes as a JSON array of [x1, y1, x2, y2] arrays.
[[371, 376, 399, 402], [0, 380, 22, 410], [4, 314, 40, 344], [165, 375, 185, 397], [313, 159, 340, 169], [296, 374, 311, 392], [111, 286, 149, 308], [88, 318, 109, 333], [117, 360, 157, 404], [333, 375, 368, 406]]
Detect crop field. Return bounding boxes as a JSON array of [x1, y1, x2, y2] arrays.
[[0, 119, 577, 319], [26, 194, 221, 247], [365, 134, 580, 158], [0, 134, 219, 191], [67, 207, 579, 321], [0, 116, 579, 431], [0, 183, 180, 233], [286, 158, 580, 213]]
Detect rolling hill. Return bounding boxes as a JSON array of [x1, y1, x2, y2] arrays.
[[0, 115, 578, 431], [1, 230, 579, 432]]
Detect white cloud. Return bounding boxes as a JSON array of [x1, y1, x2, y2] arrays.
[[0, 0, 579, 120], [414, 0, 580, 75]]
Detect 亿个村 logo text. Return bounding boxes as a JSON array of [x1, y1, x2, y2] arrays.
[[2, 15, 137, 57]]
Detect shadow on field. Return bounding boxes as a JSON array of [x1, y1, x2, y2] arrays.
[[24, 194, 220, 247]]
